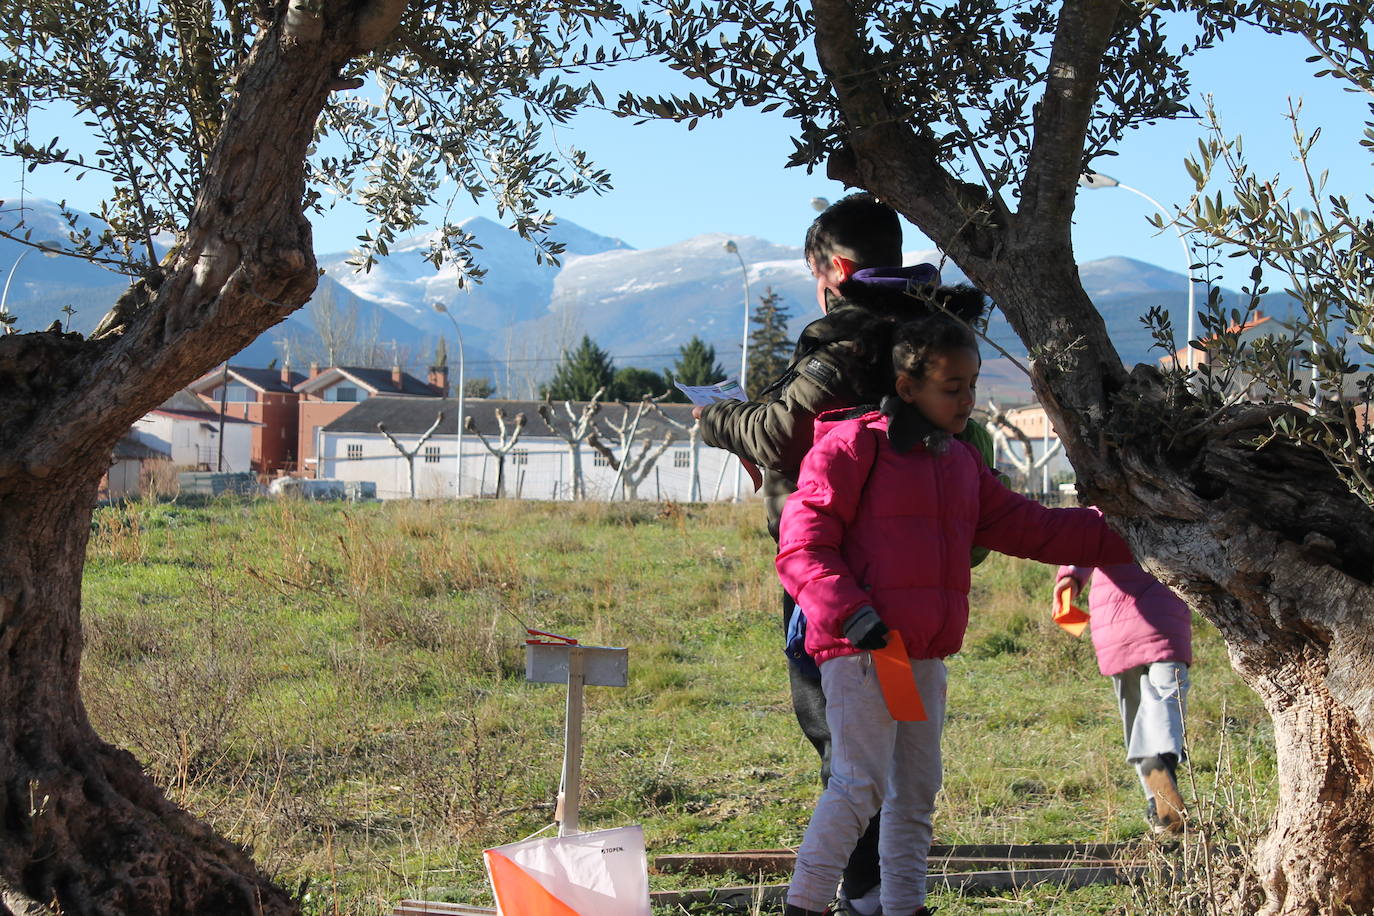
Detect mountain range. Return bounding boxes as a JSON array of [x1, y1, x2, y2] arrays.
[[1, 198, 1296, 403]]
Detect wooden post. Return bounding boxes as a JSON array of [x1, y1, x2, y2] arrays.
[[556, 646, 586, 837]]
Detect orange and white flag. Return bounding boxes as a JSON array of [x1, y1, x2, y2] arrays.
[[484, 826, 651, 916]]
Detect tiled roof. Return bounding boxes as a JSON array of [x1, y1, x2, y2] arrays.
[[149, 408, 258, 425], [113, 435, 170, 461], [296, 367, 443, 397], [321, 396, 698, 440], [189, 365, 306, 393]]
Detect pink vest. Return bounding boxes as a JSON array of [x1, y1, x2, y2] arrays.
[[1057, 563, 1192, 676]]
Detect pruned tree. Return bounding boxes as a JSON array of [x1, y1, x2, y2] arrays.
[[537, 387, 605, 500], [588, 397, 676, 500], [377, 411, 445, 499], [647, 394, 705, 501], [464, 408, 528, 498], [0, 0, 625, 911], [619, 1, 1374, 913], [979, 401, 1066, 493]]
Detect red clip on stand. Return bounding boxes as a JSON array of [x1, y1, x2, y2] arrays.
[[526, 629, 579, 646]]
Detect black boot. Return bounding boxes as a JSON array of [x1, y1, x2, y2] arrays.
[[783, 905, 830, 916], [1140, 753, 1185, 833]]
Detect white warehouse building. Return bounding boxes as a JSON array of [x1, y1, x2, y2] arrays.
[[316, 397, 745, 502]]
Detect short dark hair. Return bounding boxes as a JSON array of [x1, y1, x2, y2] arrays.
[[804, 193, 902, 270], [891, 313, 980, 384]]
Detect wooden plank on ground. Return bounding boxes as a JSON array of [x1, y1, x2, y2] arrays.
[[643, 863, 1146, 909], [648, 883, 789, 909], [392, 900, 496, 916], [654, 843, 1146, 877], [654, 850, 795, 876], [931, 864, 1148, 892]]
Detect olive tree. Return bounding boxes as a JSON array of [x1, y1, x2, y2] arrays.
[[619, 2, 1374, 913], [0, 0, 622, 911]]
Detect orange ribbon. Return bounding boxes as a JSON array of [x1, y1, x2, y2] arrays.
[[871, 630, 927, 722]]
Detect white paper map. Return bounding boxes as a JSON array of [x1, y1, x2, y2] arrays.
[[673, 378, 748, 406]]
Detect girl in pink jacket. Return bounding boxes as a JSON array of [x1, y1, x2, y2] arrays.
[[1054, 561, 1192, 833], [775, 313, 1133, 916]]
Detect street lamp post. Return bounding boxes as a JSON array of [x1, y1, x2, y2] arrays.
[[1078, 172, 1198, 370], [1, 242, 62, 332], [723, 239, 752, 501], [432, 302, 466, 498]]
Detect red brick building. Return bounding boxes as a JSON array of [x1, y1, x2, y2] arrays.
[[189, 365, 306, 476]]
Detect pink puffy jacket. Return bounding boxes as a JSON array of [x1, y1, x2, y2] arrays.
[[1056, 563, 1192, 676], [777, 410, 1133, 666]]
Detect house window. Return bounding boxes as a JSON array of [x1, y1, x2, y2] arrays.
[[223, 383, 255, 402], [347, 444, 363, 460], [424, 445, 441, 464], [592, 452, 609, 467], [512, 449, 529, 466], [673, 449, 690, 469], [329, 385, 367, 403]]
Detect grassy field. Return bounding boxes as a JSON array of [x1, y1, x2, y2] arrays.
[[82, 497, 1277, 914]]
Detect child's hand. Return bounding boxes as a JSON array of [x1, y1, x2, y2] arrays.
[[1053, 577, 1080, 610], [843, 606, 890, 650]]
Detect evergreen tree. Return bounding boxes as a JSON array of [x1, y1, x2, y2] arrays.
[[665, 336, 726, 402], [542, 335, 616, 401], [464, 377, 497, 398], [746, 286, 793, 399], [611, 366, 669, 401]]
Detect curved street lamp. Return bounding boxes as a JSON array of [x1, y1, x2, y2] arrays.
[[1, 241, 63, 333], [1078, 172, 1198, 370], [722, 239, 752, 501], [432, 301, 466, 497]]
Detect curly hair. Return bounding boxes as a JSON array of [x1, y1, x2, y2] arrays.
[[891, 313, 981, 383]]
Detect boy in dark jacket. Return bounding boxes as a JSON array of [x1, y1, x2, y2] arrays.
[[694, 194, 994, 915]]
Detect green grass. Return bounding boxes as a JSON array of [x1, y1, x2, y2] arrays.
[[81, 497, 1276, 914]]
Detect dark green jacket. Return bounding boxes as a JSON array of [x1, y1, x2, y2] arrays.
[[700, 295, 998, 566]]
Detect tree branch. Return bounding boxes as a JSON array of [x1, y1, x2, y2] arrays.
[[810, 0, 1003, 259], [1018, 0, 1121, 233]]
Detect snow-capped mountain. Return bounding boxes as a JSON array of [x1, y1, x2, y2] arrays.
[[319, 216, 632, 338], [1, 198, 1295, 401]]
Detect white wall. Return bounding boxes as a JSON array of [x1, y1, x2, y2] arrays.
[[317, 431, 743, 502], [133, 415, 254, 473]]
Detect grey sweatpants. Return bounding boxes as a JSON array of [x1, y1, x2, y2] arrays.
[[787, 653, 948, 914], [1112, 661, 1189, 798]]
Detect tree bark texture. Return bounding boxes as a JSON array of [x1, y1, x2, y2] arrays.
[[812, 0, 1374, 912], [0, 3, 407, 913], [0, 478, 296, 915]]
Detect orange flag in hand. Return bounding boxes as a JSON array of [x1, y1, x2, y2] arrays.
[[1054, 588, 1090, 638], [871, 631, 927, 722]]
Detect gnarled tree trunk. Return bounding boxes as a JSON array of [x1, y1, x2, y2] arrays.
[[0, 472, 293, 914], [0, 2, 405, 911]]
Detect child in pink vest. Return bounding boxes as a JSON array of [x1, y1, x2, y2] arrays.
[[1054, 561, 1192, 832], [775, 312, 1134, 916]]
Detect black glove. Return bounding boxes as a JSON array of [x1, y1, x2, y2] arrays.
[[843, 606, 889, 650]]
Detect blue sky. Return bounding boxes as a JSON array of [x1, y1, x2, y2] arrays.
[[5, 23, 1368, 280]]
